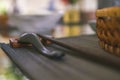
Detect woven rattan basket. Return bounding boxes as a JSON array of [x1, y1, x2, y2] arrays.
[[96, 6, 120, 56]]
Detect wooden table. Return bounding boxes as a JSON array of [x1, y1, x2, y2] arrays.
[[0, 35, 120, 80]]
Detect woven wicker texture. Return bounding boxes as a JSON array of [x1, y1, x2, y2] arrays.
[[96, 6, 120, 17], [96, 6, 120, 56]]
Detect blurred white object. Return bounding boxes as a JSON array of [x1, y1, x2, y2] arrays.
[[53, 25, 64, 38], [80, 0, 98, 12], [15, 0, 65, 15], [8, 13, 63, 35], [81, 24, 95, 35], [16, 0, 50, 15]]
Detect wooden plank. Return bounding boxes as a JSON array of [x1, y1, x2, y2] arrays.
[[1, 43, 120, 80], [38, 35, 120, 70], [0, 35, 120, 80]]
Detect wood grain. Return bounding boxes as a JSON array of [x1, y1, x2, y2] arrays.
[[0, 35, 120, 80]]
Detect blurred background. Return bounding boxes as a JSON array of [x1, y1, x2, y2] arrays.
[[0, 0, 120, 80]]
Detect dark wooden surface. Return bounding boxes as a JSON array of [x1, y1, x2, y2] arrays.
[[56, 35, 120, 69], [0, 35, 120, 80]]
